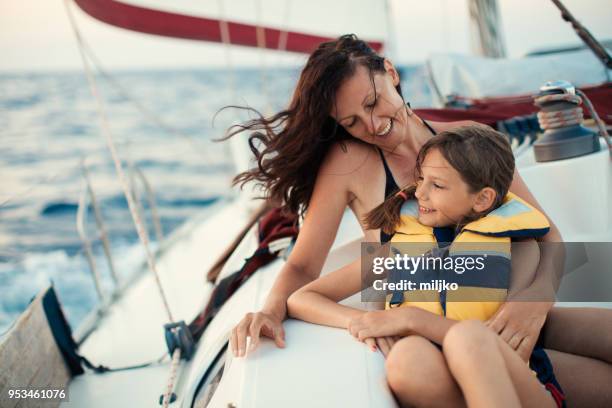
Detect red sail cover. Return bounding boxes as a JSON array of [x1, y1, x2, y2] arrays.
[[73, 0, 384, 54], [415, 82, 612, 127]]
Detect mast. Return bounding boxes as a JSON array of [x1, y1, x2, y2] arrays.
[[468, 0, 507, 58]]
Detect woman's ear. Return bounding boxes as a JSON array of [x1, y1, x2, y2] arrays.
[[472, 187, 497, 213], [383, 59, 400, 87]]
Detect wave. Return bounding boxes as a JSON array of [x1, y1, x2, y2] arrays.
[[160, 196, 219, 207], [0, 239, 155, 334], [39, 194, 220, 217], [40, 201, 79, 216]]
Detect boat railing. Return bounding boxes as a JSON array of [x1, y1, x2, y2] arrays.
[[76, 160, 117, 304], [75, 159, 164, 308], [128, 162, 164, 243]]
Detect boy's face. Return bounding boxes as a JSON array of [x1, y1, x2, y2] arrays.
[[414, 148, 479, 227]]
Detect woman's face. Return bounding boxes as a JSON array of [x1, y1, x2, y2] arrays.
[[331, 61, 408, 150]]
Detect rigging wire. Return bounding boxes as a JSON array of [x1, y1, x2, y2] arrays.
[[63, 0, 175, 322], [0, 139, 133, 210], [0, 171, 67, 209], [1, 12, 224, 209], [75, 36, 214, 162]]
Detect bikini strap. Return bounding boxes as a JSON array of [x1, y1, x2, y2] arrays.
[[423, 119, 437, 136], [377, 148, 399, 197]]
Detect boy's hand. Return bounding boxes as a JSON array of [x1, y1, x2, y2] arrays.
[[348, 309, 412, 341], [363, 336, 400, 358]]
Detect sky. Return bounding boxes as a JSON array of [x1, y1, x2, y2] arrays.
[[0, 0, 611, 72]]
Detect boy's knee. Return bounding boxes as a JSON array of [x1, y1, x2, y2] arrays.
[[444, 320, 491, 349], [443, 320, 496, 368], [386, 335, 431, 382], [386, 336, 456, 403]]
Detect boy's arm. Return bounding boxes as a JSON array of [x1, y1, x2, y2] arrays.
[[287, 257, 368, 328], [348, 306, 457, 345], [407, 307, 457, 344]]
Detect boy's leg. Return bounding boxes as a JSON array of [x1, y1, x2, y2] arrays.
[[444, 320, 556, 408], [386, 335, 465, 408]]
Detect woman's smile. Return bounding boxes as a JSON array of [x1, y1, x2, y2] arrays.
[[376, 119, 393, 137]]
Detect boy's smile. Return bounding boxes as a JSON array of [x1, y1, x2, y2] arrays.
[[414, 148, 477, 227]]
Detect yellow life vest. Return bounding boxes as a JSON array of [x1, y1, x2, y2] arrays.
[[385, 192, 550, 321]]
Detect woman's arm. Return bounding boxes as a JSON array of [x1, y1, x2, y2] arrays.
[[287, 258, 366, 328], [485, 168, 565, 361], [260, 142, 364, 320], [508, 168, 565, 295], [230, 142, 368, 356]]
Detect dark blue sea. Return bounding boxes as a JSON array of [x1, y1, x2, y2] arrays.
[[0, 66, 431, 334]]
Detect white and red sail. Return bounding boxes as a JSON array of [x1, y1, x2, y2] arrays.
[[73, 0, 385, 54]]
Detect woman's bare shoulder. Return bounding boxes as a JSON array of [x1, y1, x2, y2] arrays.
[[319, 139, 379, 177]]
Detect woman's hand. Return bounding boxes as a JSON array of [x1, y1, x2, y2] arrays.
[[230, 311, 286, 357], [347, 309, 412, 341], [485, 293, 553, 362]]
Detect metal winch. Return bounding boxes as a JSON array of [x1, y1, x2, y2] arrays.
[[532, 80, 601, 162]]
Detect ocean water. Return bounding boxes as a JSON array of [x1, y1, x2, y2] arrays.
[[0, 66, 431, 334]]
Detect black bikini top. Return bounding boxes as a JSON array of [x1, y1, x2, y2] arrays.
[[379, 119, 437, 243]]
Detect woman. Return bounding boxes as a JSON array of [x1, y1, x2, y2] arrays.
[[227, 34, 612, 406]]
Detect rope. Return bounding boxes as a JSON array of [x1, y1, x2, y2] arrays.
[[0, 136, 136, 209], [64, 0, 174, 322], [534, 93, 583, 130], [64, 9, 197, 406], [576, 89, 612, 154], [534, 90, 612, 156], [0, 170, 67, 208], [81, 351, 167, 373], [161, 348, 182, 408]]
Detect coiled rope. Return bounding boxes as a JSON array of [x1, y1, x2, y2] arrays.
[[534, 89, 612, 155]]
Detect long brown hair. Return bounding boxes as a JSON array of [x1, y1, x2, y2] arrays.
[[221, 34, 403, 215], [364, 125, 515, 235]]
